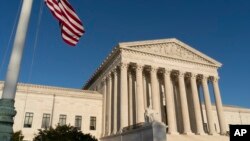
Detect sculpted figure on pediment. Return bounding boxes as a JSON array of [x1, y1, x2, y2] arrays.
[[129, 43, 213, 65]]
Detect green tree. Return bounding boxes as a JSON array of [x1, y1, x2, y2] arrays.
[[33, 124, 98, 141], [12, 130, 24, 141]]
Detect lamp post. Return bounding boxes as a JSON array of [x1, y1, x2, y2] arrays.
[[0, 0, 33, 140]]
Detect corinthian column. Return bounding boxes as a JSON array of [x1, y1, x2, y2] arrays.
[[201, 75, 215, 135], [112, 69, 118, 134], [119, 62, 129, 132], [143, 73, 147, 109], [150, 66, 161, 122], [212, 77, 226, 135], [128, 71, 133, 126], [101, 78, 107, 136], [178, 71, 192, 134], [164, 69, 177, 134], [190, 73, 204, 135], [106, 73, 112, 135], [136, 64, 144, 123]]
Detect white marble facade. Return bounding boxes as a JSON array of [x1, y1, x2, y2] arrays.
[[83, 38, 248, 137], [1, 38, 250, 141]]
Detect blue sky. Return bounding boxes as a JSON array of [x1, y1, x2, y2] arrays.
[[0, 0, 250, 108]]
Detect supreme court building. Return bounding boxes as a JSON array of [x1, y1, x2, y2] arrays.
[[1, 38, 250, 141]]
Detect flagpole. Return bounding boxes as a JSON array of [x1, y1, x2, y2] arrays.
[[0, 0, 33, 140]]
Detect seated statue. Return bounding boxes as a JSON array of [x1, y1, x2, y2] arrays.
[[144, 105, 160, 123]]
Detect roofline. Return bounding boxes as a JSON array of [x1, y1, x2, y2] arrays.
[[82, 45, 120, 89], [0, 81, 100, 94]]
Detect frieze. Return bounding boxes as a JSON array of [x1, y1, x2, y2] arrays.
[[122, 50, 218, 76]]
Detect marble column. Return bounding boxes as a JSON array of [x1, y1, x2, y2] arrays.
[[150, 66, 161, 122], [201, 75, 215, 135], [112, 70, 118, 134], [164, 69, 177, 134], [119, 62, 129, 132], [128, 71, 133, 126], [143, 73, 147, 109], [190, 73, 204, 135], [106, 73, 112, 135], [212, 77, 226, 135], [178, 71, 192, 134], [136, 64, 144, 123], [101, 78, 107, 136]]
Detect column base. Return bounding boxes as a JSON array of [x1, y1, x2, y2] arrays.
[[195, 132, 206, 135], [182, 132, 194, 135], [208, 132, 219, 136], [0, 99, 17, 141], [220, 131, 227, 136], [111, 131, 118, 135], [168, 132, 180, 135]]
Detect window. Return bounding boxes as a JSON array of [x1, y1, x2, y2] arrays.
[[41, 113, 51, 129], [24, 112, 33, 128], [75, 116, 82, 130], [59, 115, 67, 126], [90, 116, 96, 130]]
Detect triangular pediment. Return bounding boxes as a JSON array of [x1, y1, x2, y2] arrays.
[[119, 38, 222, 67]]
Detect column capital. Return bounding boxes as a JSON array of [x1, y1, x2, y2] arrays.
[[112, 68, 118, 75], [136, 64, 144, 71], [150, 66, 158, 73], [107, 72, 112, 79], [164, 69, 172, 75], [211, 76, 220, 82], [178, 71, 186, 78], [101, 76, 107, 82], [119, 62, 129, 69], [202, 74, 209, 82], [190, 73, 198, 80]]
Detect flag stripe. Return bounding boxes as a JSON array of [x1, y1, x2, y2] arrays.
[[62, 26, 79, 41], [45, 0, 84, 46], [58, 2, 84, 34], [60, 0, 83, 25], [60, 0, 83, 27], [47, 0, 83, 37]]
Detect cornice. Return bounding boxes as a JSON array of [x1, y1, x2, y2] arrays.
[[0, 81, 102, 100], [85, 53, 121, 90], [201, 104, 250, 113], [82, 46, 120, 89]]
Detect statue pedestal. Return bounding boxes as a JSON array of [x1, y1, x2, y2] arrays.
[[101, 121, 167, 141], [0, 99, 16, 141]]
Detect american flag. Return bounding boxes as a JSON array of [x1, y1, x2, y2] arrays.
[[45, 0, 85, 46]]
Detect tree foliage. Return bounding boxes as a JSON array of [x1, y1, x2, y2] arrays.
[[33, 124, 98, 141], [12, 130, 24, 141]]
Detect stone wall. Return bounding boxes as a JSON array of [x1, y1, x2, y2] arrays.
[[0, 82, 103, 141]]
